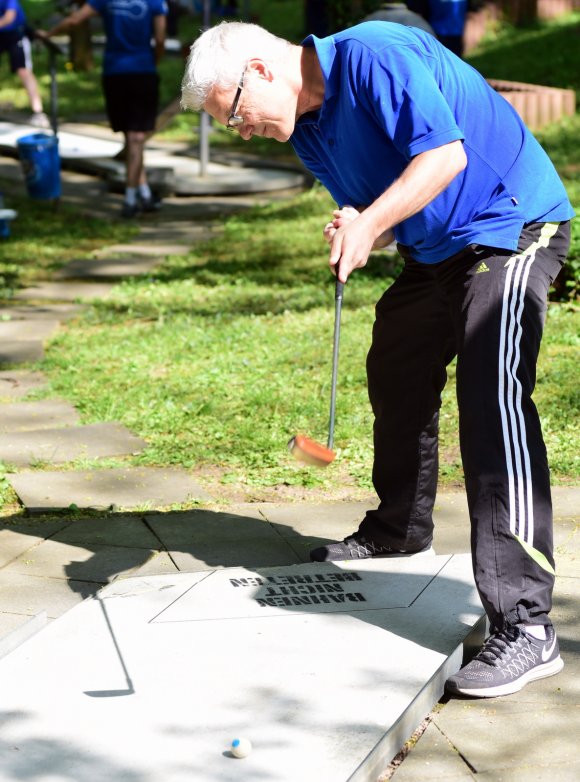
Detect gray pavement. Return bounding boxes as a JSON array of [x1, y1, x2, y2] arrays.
[[0, 121, 578, 780]]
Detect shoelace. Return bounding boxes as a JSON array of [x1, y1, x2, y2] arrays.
[[475, 626, 527, 666]]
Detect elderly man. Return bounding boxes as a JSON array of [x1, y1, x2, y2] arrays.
[[181, 21, 573, 698]]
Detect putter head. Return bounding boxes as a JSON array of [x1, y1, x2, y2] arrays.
[[288, 434, 336, 468]]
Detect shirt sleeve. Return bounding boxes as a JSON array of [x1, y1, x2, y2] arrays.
[[357, 43, 464, 160]]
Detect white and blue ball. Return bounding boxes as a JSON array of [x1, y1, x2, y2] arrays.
[[230, 737, 252, 758]]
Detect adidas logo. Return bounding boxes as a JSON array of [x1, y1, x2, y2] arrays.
[[475, 261, 490, 274]]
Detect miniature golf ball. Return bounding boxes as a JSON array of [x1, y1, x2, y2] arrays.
[[231, 737, 252, 758]]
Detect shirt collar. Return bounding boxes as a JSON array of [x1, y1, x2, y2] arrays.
[[301, 33, 338, 102]]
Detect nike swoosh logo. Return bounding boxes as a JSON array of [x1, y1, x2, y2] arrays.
[[541, 634, 558, 662]]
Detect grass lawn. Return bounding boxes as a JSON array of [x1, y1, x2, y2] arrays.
[[0, 10, 577, 513]]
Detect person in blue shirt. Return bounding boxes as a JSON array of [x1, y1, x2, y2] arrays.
[[0, 0, 49, 126], [427, 0, 468, 56], [181, 21, 574, 698], [40, 0, 167, 217]]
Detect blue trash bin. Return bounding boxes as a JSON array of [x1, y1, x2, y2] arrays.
[[17, 133, 61, 200]]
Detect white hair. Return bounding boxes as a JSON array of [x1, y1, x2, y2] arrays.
[[181, 22, 293, 111]]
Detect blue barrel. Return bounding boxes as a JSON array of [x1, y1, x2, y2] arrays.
[[17, 133, 61, 200]]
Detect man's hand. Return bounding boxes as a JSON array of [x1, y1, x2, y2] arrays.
[[323, 206, 394, 282]]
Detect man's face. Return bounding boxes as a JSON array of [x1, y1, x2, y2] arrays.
[[204, 63, 296, 143]]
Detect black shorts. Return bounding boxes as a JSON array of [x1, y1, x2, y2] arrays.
[[102, 72, 159, 133], [0, 27, 32, 73]]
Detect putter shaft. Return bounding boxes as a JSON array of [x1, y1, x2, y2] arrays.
[[327, 279, 344, 450]]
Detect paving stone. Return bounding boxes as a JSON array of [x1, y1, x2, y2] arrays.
[[0, 572, 101, 618], [0, 340, 44, 364], [168, 539, 301, 572], [56, 256, 161, 280], [129, 551, 179, 577], [8, 466, 211, 511], [0, 518, 72, 568], [146, 508, 280, 545], [0, 319, 60, 341], [0, 399, 80, 432], [98, 241, 189, 257], [0, 370, 47, 399], [146, 508, 303, 570], [0, 304, 85, 320], [1, 539, 154, 583], [12, 281, 115, 302], [51, 515, 159, 549], [0, 422, 146, 467]]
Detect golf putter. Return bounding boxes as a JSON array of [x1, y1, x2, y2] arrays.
[[288, 273, 344, 467]]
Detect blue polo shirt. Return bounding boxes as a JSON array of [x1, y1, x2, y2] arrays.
[[290, 23, 574, 263], [0, 0, 26, 31], [88, 0, 167, 75]]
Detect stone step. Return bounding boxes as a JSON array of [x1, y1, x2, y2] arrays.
[[0, 422, 146, 467], [56, 256, 160, 281], [0, 319, 60, 341], [12, 281, 115, 303], [8, 466, 211, 512], [0, 340, 44, 365], [0, 304, 85, 321], [0, 399, 80, 432], [0, 370, 47, 399]]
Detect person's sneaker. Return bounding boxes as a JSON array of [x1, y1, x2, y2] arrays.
[[310, 531, 433, 562], [139, 195, 162, 213], [29, 112, 51, 129], [121, 201, 139, 219], [446, 624, 563, 698]]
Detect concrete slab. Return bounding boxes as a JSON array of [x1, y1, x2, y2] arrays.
[[1, 539, 153, 583], [0, 339, 44, 364], [0, 370, 47, 399], [56, 256, 161, 280], [0, 572, 102, 617], [51, 515, 159, 549], [8, 466, 211, 511], [146, 507, 306, 569], [12, 281, 115, 302], [0, 303, 85, 320], [0, 518, 72, 568], [0, 555, 485, 782], [0, 422, 146, 467], [0, 122, 123, 158], [0, 399, 80, 432], [0, 319, 59, 341]]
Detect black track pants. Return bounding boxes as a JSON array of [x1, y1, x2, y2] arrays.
[[360, 221, 571, 630]]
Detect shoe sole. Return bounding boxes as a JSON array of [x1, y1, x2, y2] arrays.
[[446, 655, 564, 698]]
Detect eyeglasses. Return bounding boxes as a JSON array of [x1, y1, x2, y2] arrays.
[[226, 71, 245, 131]]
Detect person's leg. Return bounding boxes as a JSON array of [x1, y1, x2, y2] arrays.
[[16, 67, 43, 114], [310, 257, 456, 561], [445, 222, 570, 697], [125, 130, 147, 189], [9, 32, 48, 123]]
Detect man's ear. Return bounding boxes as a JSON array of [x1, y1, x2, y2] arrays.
[[247, 58, 274, 82]]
